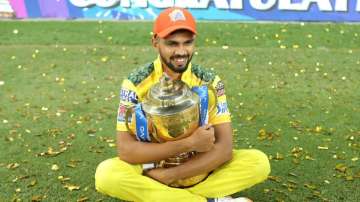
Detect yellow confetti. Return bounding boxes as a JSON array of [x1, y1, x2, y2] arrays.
[[58, 175, 69, 181], [268, 175, 281, 182], [101, 56, 108, 62], [305, 155, 315, 161], [317, 146, 328, 150], [246, 115, 256, 121], [51, 164, 59, 171], [315, 126, 322, 133], [304, 183, 317, 190], [7, 163, 20, 169], [28, 179, 37, 187], [31, 195, 43, 202], [64, 184, 80, 191], [275, 152, 284, 160], [335, 163, 347, 172], [41, 107, 49, 111], [77, 197, 89, 202]]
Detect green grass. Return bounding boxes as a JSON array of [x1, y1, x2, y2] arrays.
[[0, 21, 360, 201]]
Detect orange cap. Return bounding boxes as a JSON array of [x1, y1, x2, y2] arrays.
[[153, 7, 196, 38]]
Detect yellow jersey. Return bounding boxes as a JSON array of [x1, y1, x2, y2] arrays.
[[116, 57, 231, 132]]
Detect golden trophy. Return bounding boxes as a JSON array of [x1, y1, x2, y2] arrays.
[[125, 74, 210, 187]]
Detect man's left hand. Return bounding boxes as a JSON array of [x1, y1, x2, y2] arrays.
[[144, 167, 175, 185]]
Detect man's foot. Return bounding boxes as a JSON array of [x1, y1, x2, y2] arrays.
[[208, 196, 253, 202]]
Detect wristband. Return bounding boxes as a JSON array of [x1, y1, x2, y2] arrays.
[[142, 163, 156, 172]]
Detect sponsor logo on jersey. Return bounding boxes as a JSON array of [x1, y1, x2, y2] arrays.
[[120, 89, 138, 103], [215, 80, 225, 97], [216, 102, 229, 115], [117, 104, 131, 122]]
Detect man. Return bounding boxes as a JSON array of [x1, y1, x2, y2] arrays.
[[95, 7, 270, 202]]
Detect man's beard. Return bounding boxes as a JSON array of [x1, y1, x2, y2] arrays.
[[160, 54, 193, 74]]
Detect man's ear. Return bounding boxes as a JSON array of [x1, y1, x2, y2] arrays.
[[151, 35, 159, 48]]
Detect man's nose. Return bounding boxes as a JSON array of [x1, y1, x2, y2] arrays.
[[174, 46, 187, 55]]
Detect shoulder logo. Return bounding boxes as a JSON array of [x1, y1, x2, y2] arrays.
[[169, 9, 186, 22], [215, 81, 225, 97]]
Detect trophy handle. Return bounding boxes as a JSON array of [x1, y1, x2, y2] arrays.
[[125, 106, 136, 135]]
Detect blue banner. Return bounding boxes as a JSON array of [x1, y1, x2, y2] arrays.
[[8, 0, 360, 22], [135, 104, 151, 142], [192, 86, 209, 127]]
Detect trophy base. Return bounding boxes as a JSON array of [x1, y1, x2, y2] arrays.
[[157, 152, 209, 187], [169, 173, 209, 188]]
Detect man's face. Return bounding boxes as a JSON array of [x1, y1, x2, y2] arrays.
[[153, 30, 195, 73]]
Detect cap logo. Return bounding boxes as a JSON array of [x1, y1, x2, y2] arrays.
[[169, 9, 186, 22]]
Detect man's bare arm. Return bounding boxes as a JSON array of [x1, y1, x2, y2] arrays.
[[117, 124, 216, 164], [146, 122, 233, 184]]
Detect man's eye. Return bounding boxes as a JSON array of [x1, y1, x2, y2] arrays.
[[166, 42, 177, 46], [185, 41, 194, 45]]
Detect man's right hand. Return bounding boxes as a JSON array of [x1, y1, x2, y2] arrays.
[[186, 124, 215, 153]]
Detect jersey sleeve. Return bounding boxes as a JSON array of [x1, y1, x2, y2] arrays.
[[116, 79, 138, 132], [208, 75, 231, 125]]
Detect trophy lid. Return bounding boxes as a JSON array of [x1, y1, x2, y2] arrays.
[[142, 74, 199, 116]]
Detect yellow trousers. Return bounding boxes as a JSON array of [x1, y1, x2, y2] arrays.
[[95, 149, 270, 202]]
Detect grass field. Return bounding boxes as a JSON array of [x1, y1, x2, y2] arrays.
[[0, 21, 360, 201]]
